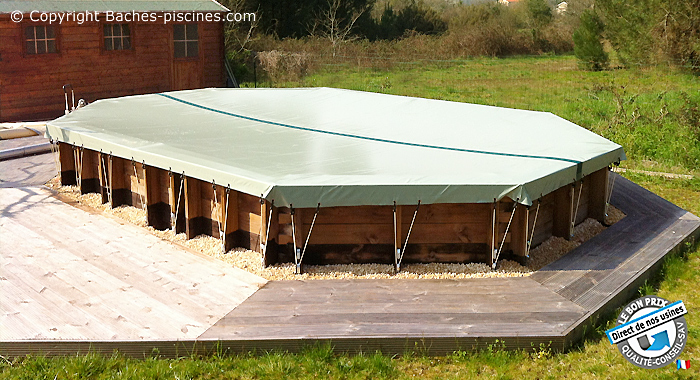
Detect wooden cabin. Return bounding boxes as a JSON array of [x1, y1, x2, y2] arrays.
[[45, 88, 626, 272], [0, 0, 227, 122]]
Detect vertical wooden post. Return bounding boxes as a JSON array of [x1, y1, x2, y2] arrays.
[[295, 208, 306, 251], [223, 188, 240, 252], [588, 168, 609, 223], [276, 207, 294, 253], [168, 172, 186, 233], [144, 165, 154, 227], [145, 166, 170, 230], [184, 176, 203, 239], [98, 152, 109, 204], [488, 200, 498, 267], [510, 203, 529, 261], [109, 156, 129, 207], [553, 184, 574, 239], [58, 142, 76, 186], [264, 201, 279, 266], [130, 161, 145, 209], [569, 184, 576, 237], [79, 149, 100, 194], [211, 184, 224, 242], [73, 146, 82, 188], [291, 206, 305, 272], [393, 204, 403, 271], [260, 198, 267, 254]]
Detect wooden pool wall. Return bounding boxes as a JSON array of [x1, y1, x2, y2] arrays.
[[57, 142, 609, 267]]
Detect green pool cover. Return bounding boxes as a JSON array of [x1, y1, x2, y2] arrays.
[[46, 87, 625, 208]]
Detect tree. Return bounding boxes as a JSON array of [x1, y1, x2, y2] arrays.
[[372, 1, 447, 40], [595, 0, 656, 66], [655, 0, 700, 72], [525, 0, 552, 28], [248, 0, 374, 38], [573, 10, 608, 71], [597, 0, 700, 72], [309, 0, 370, 55], [524, 0, 553, 49], [219, 0, 259, 51]]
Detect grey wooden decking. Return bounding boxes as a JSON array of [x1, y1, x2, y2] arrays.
[[1, 173, 699, 357], [193, 176, 699, 354], [0, 187, 266, 344]]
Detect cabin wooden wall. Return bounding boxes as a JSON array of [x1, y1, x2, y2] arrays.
[[55, 145, 611, 267], [0, 15, 224, 122]]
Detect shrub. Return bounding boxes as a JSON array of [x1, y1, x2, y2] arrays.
[[257, 50, 312, 83], [371, 1, 447, 40], [573, 10, 608, 71]]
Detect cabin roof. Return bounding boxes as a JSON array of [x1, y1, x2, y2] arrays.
[[0, 0, 228, 13], [46, 88, 625, 208]]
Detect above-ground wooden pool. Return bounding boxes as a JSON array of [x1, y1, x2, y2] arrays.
[[46, 87, 625, 272]]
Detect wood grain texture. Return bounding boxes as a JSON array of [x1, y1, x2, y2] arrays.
[[0, 19, 224, 122], [0, 187, 265, 341], [199, 277, 585, 340], [199, 174, 700, 351]]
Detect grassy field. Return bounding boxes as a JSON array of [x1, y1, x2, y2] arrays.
[[2, 56, 699, 379]]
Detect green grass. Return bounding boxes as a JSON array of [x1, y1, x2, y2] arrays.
[[266, 55, 700, 174], [3, 56, 699, 379]]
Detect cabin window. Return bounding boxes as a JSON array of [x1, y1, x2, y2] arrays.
[[104, 24, 131, 51], [25, 25, 57, 54], [173, 24, 198, 58]]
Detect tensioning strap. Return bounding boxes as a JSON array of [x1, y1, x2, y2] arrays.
[[157, 93, 582, 165]]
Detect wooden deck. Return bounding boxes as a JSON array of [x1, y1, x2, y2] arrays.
[[193, 176, 698, 354], [1, 174, 699, 356], [0, 187, 266, 342], [0, 133, 56, 188]]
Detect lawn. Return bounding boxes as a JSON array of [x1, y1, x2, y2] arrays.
[[289, 55, 700, 174], [2, 56, 699, 379]]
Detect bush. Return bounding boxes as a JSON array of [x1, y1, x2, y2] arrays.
[[573, 10, 608, 71], [370, 1, 447, 40], [257, 50, 312, 84], [442, 2, 533, 57], [227, 50, 254, 84]]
